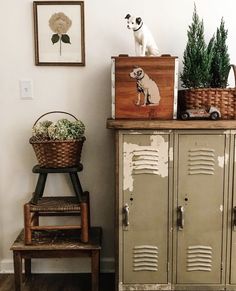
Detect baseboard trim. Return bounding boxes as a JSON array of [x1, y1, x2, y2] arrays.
[[0, 257, 115, 274]]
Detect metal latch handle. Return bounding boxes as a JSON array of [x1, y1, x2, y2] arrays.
[[123, 203, 130, 227], [233, 206, 236, 228], [177, 206, 184, 230]]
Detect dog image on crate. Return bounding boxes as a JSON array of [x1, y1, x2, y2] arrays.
[[129, 66, 161, 107]]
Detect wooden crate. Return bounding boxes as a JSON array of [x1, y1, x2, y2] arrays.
[[111, 55, 178, 119]]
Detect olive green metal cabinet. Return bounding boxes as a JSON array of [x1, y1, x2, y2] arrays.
[[227, 133, 236, 290], [117, 131, 173, 291], [173, 131, 229, 291], [108, 120, 236, 291]]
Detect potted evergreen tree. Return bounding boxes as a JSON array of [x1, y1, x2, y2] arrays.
[[180, 5, 235, 119], [181, 4, 213, 89]]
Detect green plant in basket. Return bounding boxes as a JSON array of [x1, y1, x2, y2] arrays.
[[32, 118, 85, 141], [30, 111, 86, 168], [32, 120, 52, 140], [181, 5, 230, 89], [48, 119, 85, 140], [179, 5, 235, 120]]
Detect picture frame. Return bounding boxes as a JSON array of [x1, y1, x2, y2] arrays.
[[33, 1, 85, 66]]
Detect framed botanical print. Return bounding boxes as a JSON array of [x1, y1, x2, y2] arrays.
[[33, 1, 85, 66]]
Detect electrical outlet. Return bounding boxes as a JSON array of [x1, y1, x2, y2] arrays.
[[20, 80, 33, 99]]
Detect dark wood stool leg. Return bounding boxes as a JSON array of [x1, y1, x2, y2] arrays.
[[91, 250, 100, 291], [24, 203, 32, 245], [25, 258, 31, 279], [80, 202, 89, 243], [13, 251, 22, 291], [69, 172, 83, 202], [31, 173, 47, 204]]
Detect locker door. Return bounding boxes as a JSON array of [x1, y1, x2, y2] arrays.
[[122, 133, 170, 284], [230, 135, 236, 284], [176, 134, 226, 284]]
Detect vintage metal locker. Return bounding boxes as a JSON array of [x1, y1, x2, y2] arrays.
[[119, 131, 172, 290], [107, 119, 236, 291], [229, 134, 236, 286], [174, 132, 229, 287]]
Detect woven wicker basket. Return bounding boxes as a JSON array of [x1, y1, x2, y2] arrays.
[[30, 111, 85, 168], [180, 65, 236, 119]]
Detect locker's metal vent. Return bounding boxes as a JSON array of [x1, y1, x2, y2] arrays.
[[132, 149, 159, 175], [188, 148, 215, 175], [133, 245, 158, 272], [186, 245, 212, 272]]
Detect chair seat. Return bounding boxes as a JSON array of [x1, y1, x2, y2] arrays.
[[30, 197, 81, 212]]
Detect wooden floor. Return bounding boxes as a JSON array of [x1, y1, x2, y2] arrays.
[[0, 273, 115, 291]]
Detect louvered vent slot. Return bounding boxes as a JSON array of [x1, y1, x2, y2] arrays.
[[188, 148, 215, 175], [132, 149, 159, 175], [133, 245, 158, 272], [187, 245, 212, 272]]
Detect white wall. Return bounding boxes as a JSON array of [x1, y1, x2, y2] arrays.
[[1, 0, 236, 273]]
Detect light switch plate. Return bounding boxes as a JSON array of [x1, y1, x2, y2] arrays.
[[20, 80, 33, 99]]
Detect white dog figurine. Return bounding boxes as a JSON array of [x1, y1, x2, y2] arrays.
[[129, 66, 161, 106], [125, 14, 159, 56]]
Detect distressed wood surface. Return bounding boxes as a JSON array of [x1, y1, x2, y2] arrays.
[[113, 56, 177, 119], [11, 228, 102, 251], [107, 119, 236, 130]]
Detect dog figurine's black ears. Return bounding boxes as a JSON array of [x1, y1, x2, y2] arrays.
[[125, 14, 142, 25], [136, 17, 142, 25]]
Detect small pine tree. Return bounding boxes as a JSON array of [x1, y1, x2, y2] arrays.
[[181, 5, 213, 88], [210, 18, 230, 88], [205, 36, 215, 87]]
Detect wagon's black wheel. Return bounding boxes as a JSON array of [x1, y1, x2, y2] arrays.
[[181, 112, 189, 120], [210, 112, 219, 120]]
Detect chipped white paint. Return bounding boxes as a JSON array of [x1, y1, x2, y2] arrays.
[[129, 131, 143, 134], [223, 130, 232, 134], [152, 131, 168, 135], [150, 135, 169, 177], [218, 156, 225, 168], [123, 135, 168, 191], [220, 205, 223, 212], [119, 282, 171, 290]]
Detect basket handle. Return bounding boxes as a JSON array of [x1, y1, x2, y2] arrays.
[[33, 111, 78, 126], [230, 64, 236, 86]]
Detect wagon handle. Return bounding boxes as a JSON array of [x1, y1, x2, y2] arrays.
[[229, 64, 236, 86], [33, 111, 78, 126]]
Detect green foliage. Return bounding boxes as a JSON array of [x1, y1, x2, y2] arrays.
[[51, 34, 60, 44], [210, 18, 230, 88], [32, 118, 85, 141], [61, 34, 71, 44], [181, 7, 230, 89], [181, 5, 212, 88], [32, 120, 52, 139]]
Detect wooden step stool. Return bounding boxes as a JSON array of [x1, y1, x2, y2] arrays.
[[24, 164, 90, 244], [11, 227, 102, 291]]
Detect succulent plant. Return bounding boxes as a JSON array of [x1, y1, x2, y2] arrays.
[[32, 120, 52, 140], [32, 118, 85, 141]]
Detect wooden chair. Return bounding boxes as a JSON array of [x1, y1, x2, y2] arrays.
[[24, 165, 90, 244]]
